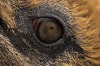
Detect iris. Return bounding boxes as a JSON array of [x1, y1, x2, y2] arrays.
[[32, 17, 64, 44]]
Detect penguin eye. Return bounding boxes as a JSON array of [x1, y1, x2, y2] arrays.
[[32, 17, 64, 43]]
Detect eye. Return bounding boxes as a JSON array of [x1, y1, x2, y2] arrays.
[[13, 4, 81, 55], [32, 17, 64, 44]]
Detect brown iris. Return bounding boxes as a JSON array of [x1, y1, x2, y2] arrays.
[[33, 17, 63, 43]]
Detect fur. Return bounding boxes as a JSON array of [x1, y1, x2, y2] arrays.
[[0, 0, 100, 66]]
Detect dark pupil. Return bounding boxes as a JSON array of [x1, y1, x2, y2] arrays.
[[33, 17, 63, 43]]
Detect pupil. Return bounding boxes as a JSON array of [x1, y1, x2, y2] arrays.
[[50, 27, 53, 30], [33, 17, 63, 44]]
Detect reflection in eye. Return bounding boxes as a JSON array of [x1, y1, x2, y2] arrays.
[[32, 17, 64, 44]]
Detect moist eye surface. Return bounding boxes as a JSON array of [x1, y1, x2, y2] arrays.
[[33, 17, 64, 43]]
